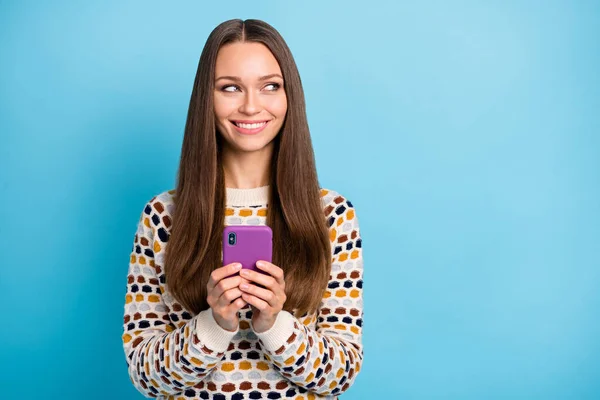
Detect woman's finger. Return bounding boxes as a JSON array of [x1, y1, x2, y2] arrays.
[[241, 293, 270, 312], [218, 287, 243, 306], [239, 282, 277, 307], [207, 263, 242, 291], [239, 268, 278, 291], [211, 275, 242, 298], [255, 261, 285, 285]]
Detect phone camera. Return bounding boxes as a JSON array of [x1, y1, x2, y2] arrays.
[[228, 232, 236, 245]]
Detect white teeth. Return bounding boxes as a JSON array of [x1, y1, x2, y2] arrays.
[[236, 121, 267, 129]]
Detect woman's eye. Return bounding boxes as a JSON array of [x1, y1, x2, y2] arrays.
[[222, 85, 240, 92], [264, 83, 281, 91]]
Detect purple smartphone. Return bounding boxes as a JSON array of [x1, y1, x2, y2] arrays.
[[222, 225, 272, 272]]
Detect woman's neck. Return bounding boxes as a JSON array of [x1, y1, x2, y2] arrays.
[[222, 145, 273, 189]]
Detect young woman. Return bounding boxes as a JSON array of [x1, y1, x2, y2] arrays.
[[122, 19, 363, 400]]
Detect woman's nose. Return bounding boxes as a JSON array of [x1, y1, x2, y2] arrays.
[[239, 90, 260, 115]]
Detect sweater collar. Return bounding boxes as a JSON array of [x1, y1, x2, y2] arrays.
[[225, 185, 270, 207]]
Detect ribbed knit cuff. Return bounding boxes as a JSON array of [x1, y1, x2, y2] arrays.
[[253, 311, 297, 352], [193, 309, 238, 353]]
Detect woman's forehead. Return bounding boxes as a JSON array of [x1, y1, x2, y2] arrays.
[[215, 42, 282, 78]]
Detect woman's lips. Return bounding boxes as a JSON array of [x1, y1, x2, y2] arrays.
[[230, 120, 270, 135]]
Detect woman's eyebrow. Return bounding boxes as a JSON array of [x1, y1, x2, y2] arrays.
[[215, 74, 284, 82]]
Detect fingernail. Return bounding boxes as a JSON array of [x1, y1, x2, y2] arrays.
[[234, 263, 242, 270], [240, 284, 248, 290], [240, 269, 249, 276], [256, 261, 264, 267]]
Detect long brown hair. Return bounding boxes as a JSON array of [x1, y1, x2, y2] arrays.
[[165, 19, 331, 317]]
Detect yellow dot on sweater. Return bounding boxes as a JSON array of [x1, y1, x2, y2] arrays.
[[130, 255, 136, 264], [313, 358, 321, 369], [257, 362, 269, 371], [135, 294, 144, 302], [351, 326, 359, 334], [356, 362, 361, 372], [329, 381, 338, 389], [335, 289, 347, 297], [339, 253, 348, 262], [334, 324, 346, 330], [171, 372, 182, 380], [221, 362, 235, 372], [308, 394, 316, 400], [239, 361, 252, 370], [296, 342, 306, 355], [149, 260, 155, 267], [125, 295, 132, 304], [239, 209, 252, 217], [319, 341, 324, 354], [323, 291, 331, 299], [337, 217, 344, 226], [351, 250, 359, 260], [183, 343, 188, 354], [284, 356, 295, 366], [139, 256, 146, 265], [206, 363, 216, 369], [148, 295, 160, 302], [225, 208, 234, 216], [258, 208, 267, 217], [350, 289, 360, 298], [329, 228, 337, 243], [150, 379, 159, 387], [144, 217, 150, 228], [190, 357, 202, 366], [347, 209, 355, 220], [154, 241, 161, 253], [320, 189, 329, 197], [305, 372, 315, 382], [165, 355, 170, 368], [336, 368, 344, 378], [123, 333, 132, 343], [166, 325, 174, 332]]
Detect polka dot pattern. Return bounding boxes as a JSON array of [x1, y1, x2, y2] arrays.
[[123, 188, 363, 399]]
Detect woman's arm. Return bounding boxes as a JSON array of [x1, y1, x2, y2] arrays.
[[122, 199, 238, 397], [254, 193, 364, 397]]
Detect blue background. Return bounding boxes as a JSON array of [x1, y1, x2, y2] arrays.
[[1, 1, 599, 399]]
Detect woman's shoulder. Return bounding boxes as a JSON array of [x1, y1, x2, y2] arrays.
[[141, 189, 177, 220], [319, 187, 356, 219]]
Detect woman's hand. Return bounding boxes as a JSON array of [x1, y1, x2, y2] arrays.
[[206, 262, 247, 332], [238, 261, 287, 333]]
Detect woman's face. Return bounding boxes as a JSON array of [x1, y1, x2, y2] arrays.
[[214, 41, 287, 155]]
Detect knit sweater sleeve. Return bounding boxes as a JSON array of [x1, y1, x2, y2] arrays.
[[254, 193, 364, 397], [122, 199, 238, 398]]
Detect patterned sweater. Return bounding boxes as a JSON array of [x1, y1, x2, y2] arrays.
[[122, 186, 364, 399]]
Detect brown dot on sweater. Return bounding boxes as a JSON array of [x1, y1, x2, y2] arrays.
[[207, 382, 217, 391], [140, 237, 149, 246], [162, 215, 172, 228], [350, 271, 360, 279], [275, 381, 288, 390], [334, 196, 344, 204], [324, 205, 334, 216], [338, 235, 348, 243], [153, 202, 164, 213], [239, 381, 252, 390], [221, 383, 235, 392], [257, 382, 270, 390], [238, 341, 251, 350]]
